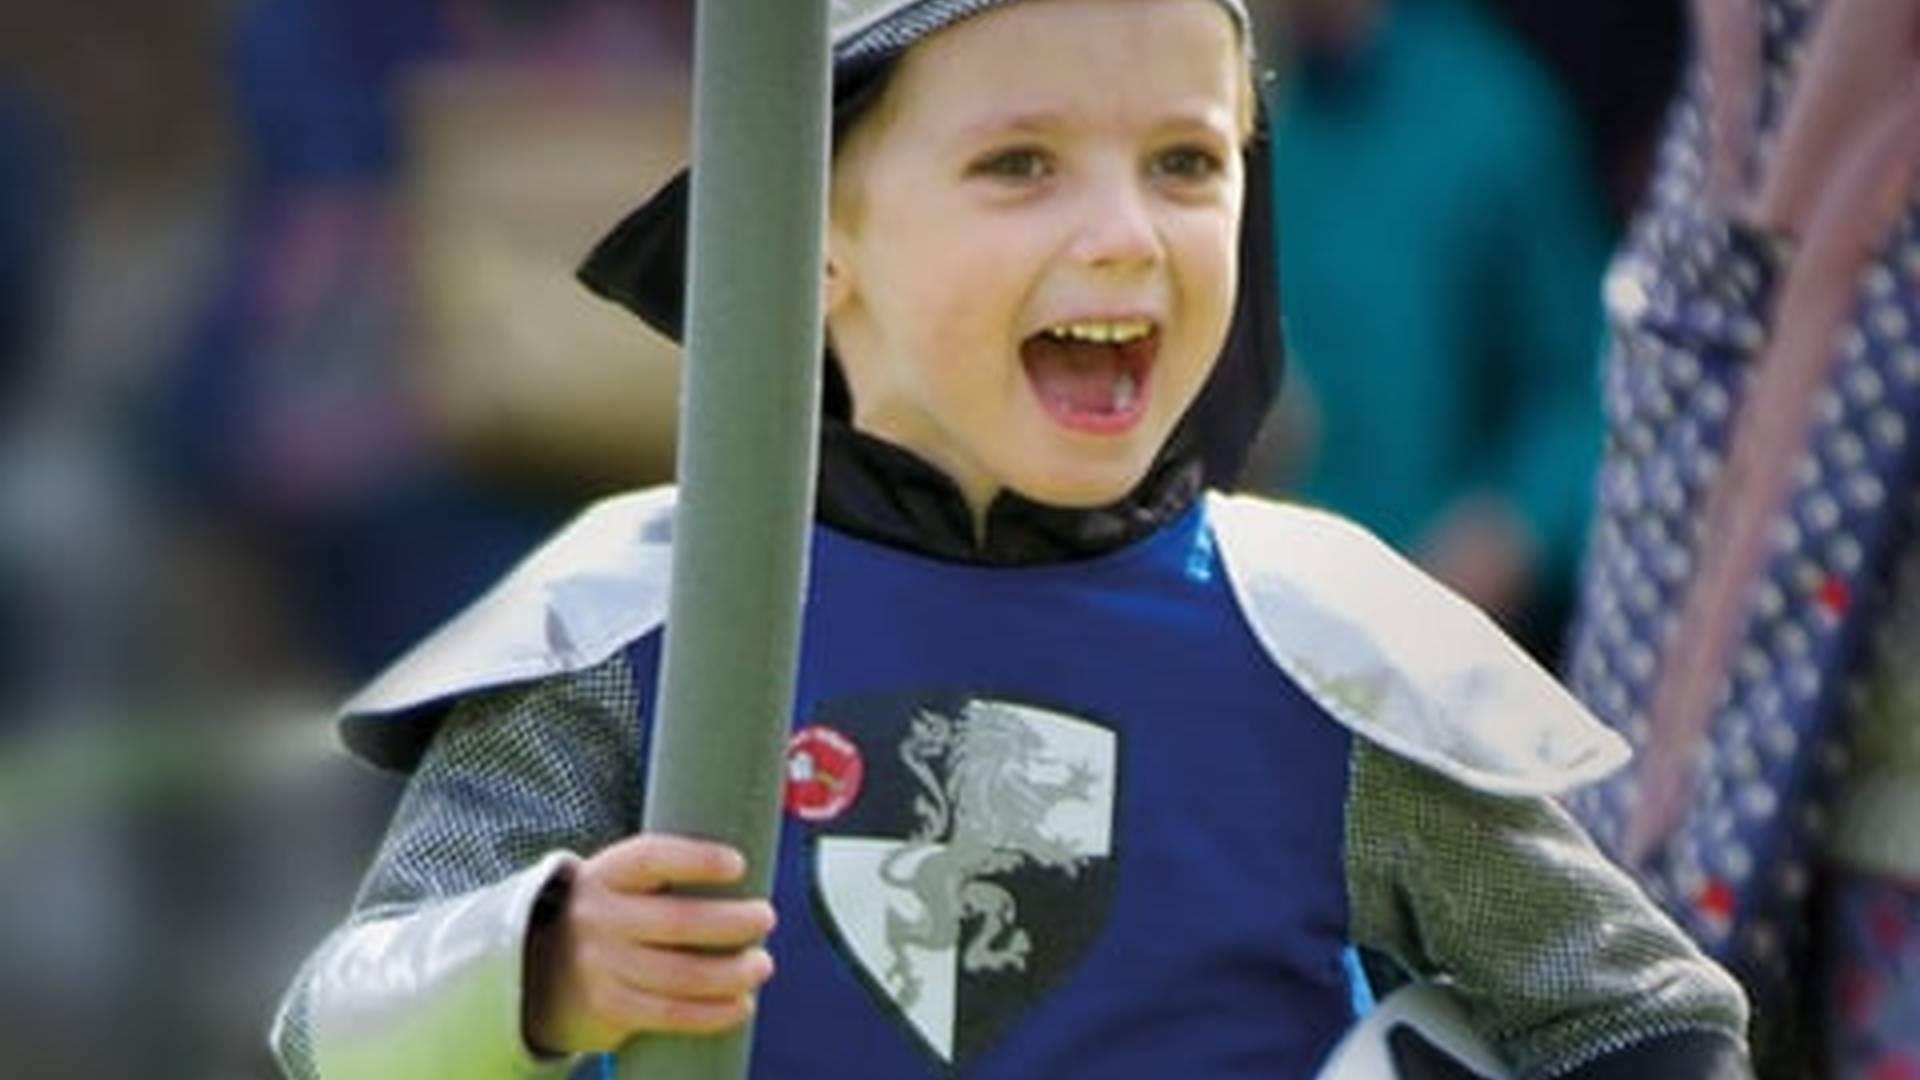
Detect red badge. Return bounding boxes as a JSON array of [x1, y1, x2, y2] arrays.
[[784, 725, 865, 822]]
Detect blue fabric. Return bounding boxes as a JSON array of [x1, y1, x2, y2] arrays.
[[227, 0, 447, 185], [626, 506, 1357, 1077], [1341, 946, 1376, 1018]]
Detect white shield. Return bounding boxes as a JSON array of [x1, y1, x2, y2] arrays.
[[812, 698, 1117, 1064]]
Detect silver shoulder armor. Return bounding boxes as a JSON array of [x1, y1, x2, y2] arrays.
[[339, 486, 679, 770], [1208, 492, 1629, 796]]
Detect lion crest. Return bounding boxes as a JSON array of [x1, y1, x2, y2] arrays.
[[878, 700, 1100, 1008], [806, 693, 1117, 1064]]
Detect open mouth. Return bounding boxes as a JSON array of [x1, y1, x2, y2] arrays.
[[1021, 317, 1159, 434]]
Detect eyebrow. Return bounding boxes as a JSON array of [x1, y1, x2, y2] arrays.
[[950, 111, 1069, 143], [950, 104, 1238, 144]]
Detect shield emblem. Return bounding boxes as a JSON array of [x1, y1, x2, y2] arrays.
[[799, 693, 1119, 1068]]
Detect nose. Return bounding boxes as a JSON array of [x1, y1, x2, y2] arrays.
[[1068, 169, 1163, 273]]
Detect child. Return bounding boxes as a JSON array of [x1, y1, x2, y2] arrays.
[[271, 1, 1751, 1076]]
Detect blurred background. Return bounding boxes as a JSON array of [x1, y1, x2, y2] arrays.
[[0, 1, 691, 1075], [0, 0, 1681, 1076]]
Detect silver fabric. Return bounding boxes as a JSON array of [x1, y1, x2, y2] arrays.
[[340, 488, 673, 765], [1210, 493, 1630, 796], [1345, 738, 1749, 1078], [288, 855, 577, 1080], [274, 658, 640, 1079], [339, 488, 1629, 798]]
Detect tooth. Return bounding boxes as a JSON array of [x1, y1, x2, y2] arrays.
[[1114, 371, 1137, 411], [1043, 320, 1158, 344]]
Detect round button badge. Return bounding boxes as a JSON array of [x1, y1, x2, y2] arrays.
[[784, 725, 865, 822]]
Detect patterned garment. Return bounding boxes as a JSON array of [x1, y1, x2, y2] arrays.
[[1559, 0, 1920, 1066], [1825, 872, 1920, 1079]]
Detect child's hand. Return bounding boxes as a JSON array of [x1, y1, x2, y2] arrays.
[[525, 834, 778, 1055]]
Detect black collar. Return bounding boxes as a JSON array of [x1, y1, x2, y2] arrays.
[[815, 419, 1204, 565]]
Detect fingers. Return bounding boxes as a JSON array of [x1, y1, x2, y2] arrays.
[[540, 952, 767, 1050], [573, 834, 775, 947], [575, 888, 779, 950], [588, 832, 752, 894], [527, 885, 777, 1052], [610, 943, 777, 1001], [551, 937, 775, 1045], [577, 976, 763, 1039]]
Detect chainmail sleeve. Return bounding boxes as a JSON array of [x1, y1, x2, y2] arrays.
[[353, 655, 642, 911], [271, 652, 643, 1080], [1344, 738, 1749, 1078]]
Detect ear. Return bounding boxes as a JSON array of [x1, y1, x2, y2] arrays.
[[824, 257, 850, 315], [823, 225, 855, 317]]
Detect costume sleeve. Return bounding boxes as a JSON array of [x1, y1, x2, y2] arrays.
[[271, 654, 642, 1080], [1344, 738, 1751, 1078]]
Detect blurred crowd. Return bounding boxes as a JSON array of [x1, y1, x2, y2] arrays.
[[1, 1, 692, 1075], [13, 0, 1908, 1077]]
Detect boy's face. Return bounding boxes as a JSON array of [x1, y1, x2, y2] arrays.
[[825, 0, 1248, 513]]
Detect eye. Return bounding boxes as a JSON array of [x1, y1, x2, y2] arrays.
[[969, 146, 1054, 182], [1150, 145, 1226, 182]]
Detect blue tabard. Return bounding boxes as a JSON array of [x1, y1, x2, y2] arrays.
[[623, 505, 1360, 1078]]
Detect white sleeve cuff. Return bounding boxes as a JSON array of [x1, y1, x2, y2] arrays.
[[283, 850, 582, 1079]]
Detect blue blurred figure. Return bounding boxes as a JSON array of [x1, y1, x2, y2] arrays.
[[150, 0, 686, 683], [0, 86, 59, 707], [0, 90, 51, 395]]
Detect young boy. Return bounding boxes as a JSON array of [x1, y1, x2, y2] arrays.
[[271, 1, 1752, 1076]]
